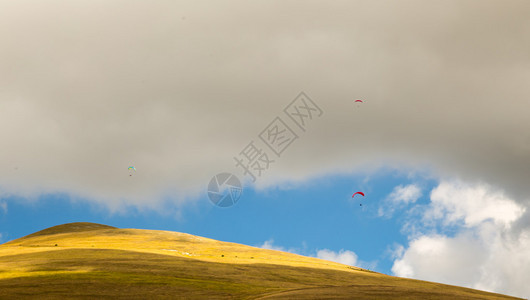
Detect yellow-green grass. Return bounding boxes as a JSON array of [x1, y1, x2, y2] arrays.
[[0, 222, 523, 299]]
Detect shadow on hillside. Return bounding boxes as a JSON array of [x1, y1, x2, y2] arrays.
[[0, 248, 522, 300]]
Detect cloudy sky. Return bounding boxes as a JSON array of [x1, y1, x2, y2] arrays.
[[1, 0, 529, 298]]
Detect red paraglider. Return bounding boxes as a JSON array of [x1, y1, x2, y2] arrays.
[[354, 100, 363, 103], [352, 192, 365, 206]]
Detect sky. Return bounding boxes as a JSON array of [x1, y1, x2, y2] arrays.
[[1, 0, 529, 298]]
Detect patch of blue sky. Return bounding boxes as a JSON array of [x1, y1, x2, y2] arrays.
[[0, 169, 442, 276]]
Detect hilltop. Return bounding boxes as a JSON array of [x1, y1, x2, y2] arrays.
[[15, 222, 117, 240], [0, 222, 523, 299]]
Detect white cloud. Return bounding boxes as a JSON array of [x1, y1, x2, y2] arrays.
[[379, 184, 422, 217], [260, 240, 376, 269], [426, 181, 525, 228], [259, 239, 285, 252], [0, 201, 6, 214], [392, 181, 529, 299], [316, 248, 378, 270], [391, 184, 422, 204], [392, 233, 487, 286], [316, 249, 358, 266], [258, 239, 298, 254]]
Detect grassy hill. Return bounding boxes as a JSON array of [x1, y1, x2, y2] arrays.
[[0, 222, 523, 299]]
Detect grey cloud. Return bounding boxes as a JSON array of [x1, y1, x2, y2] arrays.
[[1, 0, 529, 209]]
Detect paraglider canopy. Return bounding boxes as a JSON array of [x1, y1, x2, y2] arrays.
[[128, 166, 136, 176], [354, 100, 363, 103], [352, 192, 365, 198], [353, 192, 365, 206]]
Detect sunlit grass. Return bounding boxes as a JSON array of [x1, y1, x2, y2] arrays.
[[0, 223, 523, 299], [0, 269, 91, 280]]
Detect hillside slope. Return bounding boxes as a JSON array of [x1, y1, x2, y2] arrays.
[[0, 222, 523, 299]]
